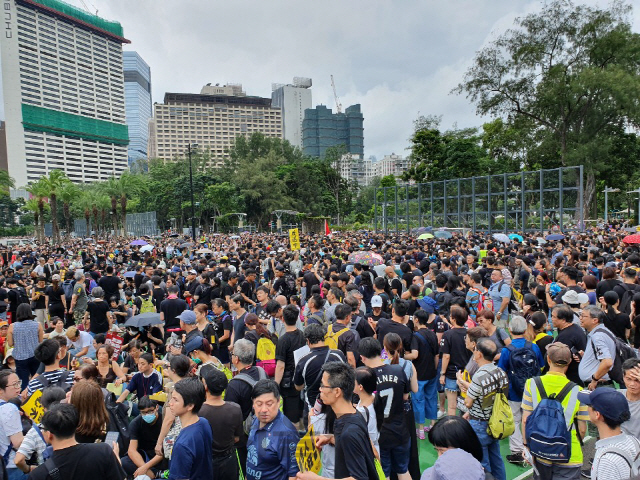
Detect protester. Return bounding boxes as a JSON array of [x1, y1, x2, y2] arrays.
[[7, 304, 43, 391]]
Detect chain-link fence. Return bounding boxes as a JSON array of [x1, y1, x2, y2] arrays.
[[46, 211, 160, 238], [374, 166, 584, 234]]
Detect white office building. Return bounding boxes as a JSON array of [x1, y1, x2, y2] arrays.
[[335, 153, 409, 186], [0, 0, 130, 187], [271, 77, 311, 149]]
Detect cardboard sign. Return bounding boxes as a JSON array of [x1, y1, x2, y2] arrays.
[[23, 390, 44, 424], [105, 332, 124, 361], [289, 228, 301, 251], [296, 425, 321, 474], [106, 383, 123, 396]]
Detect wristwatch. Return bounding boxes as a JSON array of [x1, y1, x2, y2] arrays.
[[592, 375, 600, 382]]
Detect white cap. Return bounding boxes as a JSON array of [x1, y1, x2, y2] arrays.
[[371, 295, 383, 308]]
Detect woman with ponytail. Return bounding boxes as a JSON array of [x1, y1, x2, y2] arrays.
[[602, 290, 631, 342], [45, 273, 67, 324]]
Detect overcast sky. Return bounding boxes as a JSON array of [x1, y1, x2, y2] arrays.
[[3, 0, 638, 160]]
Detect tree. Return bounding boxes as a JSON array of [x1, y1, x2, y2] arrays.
[[0, 170, 15, 195], [58, 181, 80, 237], [23, 199, 42, 240], [454, 0, 640, 215], [26, 179, 48, 242], [40, 170, 71, 242], [72, 192, 94, 233]]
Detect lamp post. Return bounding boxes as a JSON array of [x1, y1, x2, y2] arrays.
[[627, 188, 640, 226], [603, 186, 619, 223], [187, 144, 198, 240]]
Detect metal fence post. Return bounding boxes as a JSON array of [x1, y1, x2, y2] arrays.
[[487, 176, 492, 234], [443, 181, 448, 228], [406, 184, 410, 234], [374, 188, 378, 232], [394, 185, 398, 233], [418, 184, 422, 228], [503, 173, 508, 233], [457, 178, 461, 228], [430, 182, 434, 228], [472, 177, 476, 234], [384, 188, 388, 234], [579, 165, 584, 232], [521, 171, 526, 232], [539, 170, 544, 233], [559, 168, 564, 232]]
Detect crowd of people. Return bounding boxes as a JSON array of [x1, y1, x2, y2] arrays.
[[0, 226, 638, 480]]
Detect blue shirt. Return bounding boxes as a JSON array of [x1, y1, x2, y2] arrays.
[[127, 370, 162, 399], [498, 338, 545, 401], [246, 411, 299, 480], [169, 417, 213, 480], [488, 281, 511, 315]]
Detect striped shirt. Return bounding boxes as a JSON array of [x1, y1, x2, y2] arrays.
[[27, 369, 75, 396], [466, 363, 509, 420], [592, 433, 640, 480]]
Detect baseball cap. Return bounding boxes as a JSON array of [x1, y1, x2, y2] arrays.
[[176, 310, 197, 325], [545, 342, 571, 366], [275, 265, 285, 272], [188, 269, 197, 275], [577, 388, 630, 423], [184, 336, 205, 355], [371, 295, 383, 308]]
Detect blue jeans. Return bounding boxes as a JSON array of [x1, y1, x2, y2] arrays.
[[15, 356, 39, 391], [412, 377, 438, 424], [7, 468, 27, 480], [469, 419, 506, 480]]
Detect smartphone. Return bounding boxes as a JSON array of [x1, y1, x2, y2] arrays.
[[105, 431, 119, 449], [570, 346, 582, 360]]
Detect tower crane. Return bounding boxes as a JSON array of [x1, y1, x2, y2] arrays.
[[330, 75, 343, 114]]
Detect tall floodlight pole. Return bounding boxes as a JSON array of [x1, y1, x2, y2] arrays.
[[627, 188, 640, 226], [603, 186, 619, 223], [187, 143, 198, 240]]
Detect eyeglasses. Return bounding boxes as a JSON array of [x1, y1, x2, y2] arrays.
[[73, 376, 83, 382], [8, 381, 21, 389], [318, 384, 335, 390]]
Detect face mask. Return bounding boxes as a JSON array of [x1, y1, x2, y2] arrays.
[[192, 357, 202, 365], [142, 413, 156, 424]]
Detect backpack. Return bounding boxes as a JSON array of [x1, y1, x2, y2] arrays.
[[308, 312, 328, 328], [506, 341, 541, 397], [325, 324, 348, 351], [256, 337, 277, 377], [525, 377, 579, 463], [32, 423, 53, 462], [468, 287, 492, 316], [235, 367, 268, 434], [589, 327, 638, 386], [103, 392, 130, 452], [38, 370, 73, 393], [617, 283, 639, 316], [598, 436, 640, 477], [62, 280, 74, 304], [487, 388, 515, 439], [284, 274, 297, 298], [13, 287, 30, 306], [138, 295, 155, 314]]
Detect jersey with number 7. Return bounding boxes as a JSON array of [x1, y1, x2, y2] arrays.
[[373, 363, 410, 447]]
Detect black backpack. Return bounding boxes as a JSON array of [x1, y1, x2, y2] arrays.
[[103, 392, 130, 452], [13, 287, 30, 306], [590, 328, 638, 386], [617, 283, 640, 316], [38, 370, 73, 393], [284, 275, 297, 298]]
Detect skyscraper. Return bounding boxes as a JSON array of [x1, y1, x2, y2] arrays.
[[149, 84, 282, 166], [123, 51, 152, 166], [271, 77, 312, 149], [302, 104, 364, 159], [0, 0, 129, 187]]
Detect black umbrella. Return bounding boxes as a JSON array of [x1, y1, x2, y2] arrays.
[[124, 312, 162, 328]]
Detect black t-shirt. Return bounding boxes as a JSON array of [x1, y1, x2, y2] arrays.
[[273, 277, 287, 297], [224, 366, 264, 421], [151, 287, 165, 313], [195, 283, 212, 305], [354, 314, 376, 339], [240, 281, 255, 302], [373, 363, 409, 447], [87, 300, 110, 334], [275, 329, 306, 391], [29, 443, 125, 480], [439, 327, 471, 379], [98, 275, 121, 301], [413, 328, 439, 381], [376, 319, 413, 353], [554, 323, 587, 384], [427, 315, 450, 335], [213, 314, 233, 349], [303, 271, 320, 291], [332, 323, 360, 358], [595, 279, 621, 301], [129, 412, 163, 458], [33, 286, 47, 309], [160, 297, 188, 330], [199, 402, 244, 455], [334, 412, 378, 480], [603, 311, 631, 341], [44, 285, 64, 306], [294, 346, 346, 407], [633, 314, 640, 348]]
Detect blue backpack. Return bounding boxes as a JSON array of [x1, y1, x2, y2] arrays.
[[525, 377, 580, 463], [506, 341, 540, 397]]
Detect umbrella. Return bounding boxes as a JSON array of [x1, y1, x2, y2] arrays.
[[347, 251, 384, 266], [434, 231, 452, 239], [140, 245, 153, 253], [124, 312, 162, 328], [623, 234, 640, 244], [169, 233, 180, 237], [83, 238, 93, 242], [179, 242, 194, 248], [230, 235, 240, 239], [508, 234, 524, 242], [196, 248, 213, 254], [493, 233, 511, 243], [546, 234, 565, 241], [130, 239, 148, 246], [414, 226, 433, 234], [417, 233, 434, 240], [536, 237, 547, 246], [123, 271, 136, 278]]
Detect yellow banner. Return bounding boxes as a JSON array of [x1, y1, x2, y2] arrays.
[[296, 425, 322, 474], [289, 228, 301, 251], [23, 390, 44, 424]]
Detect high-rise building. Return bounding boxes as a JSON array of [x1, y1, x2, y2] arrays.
[[0, 0, 130, 187], [376, 153, 409, 178], [302, 104, 364, 159], [123, 51, 152, 166], [271, 77, 312, 149], [149, 84, 282, 166], [335, 153, 409, 186]]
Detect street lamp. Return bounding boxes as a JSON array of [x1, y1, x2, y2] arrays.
[[187, 143, 198, 240], [603, 186, 619, 223], [627, 188, 640, 225]]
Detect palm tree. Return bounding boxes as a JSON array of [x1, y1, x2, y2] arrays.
[[100, 177, 120, 235], [72, 193, 93, 235], [41, 170, 70, 242], [0, 170, 15, 195], [58, 181, 80, 237], [23, 198, 41, 241], [95, 194, 111, 234], [26, 179, 48, 242], [117, 172, 143, 236]]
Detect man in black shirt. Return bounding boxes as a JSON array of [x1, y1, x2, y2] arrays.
[[552, 305, 587, 385], [412, 310, 440, 434], [122, 396, 165, 478], [374, 299, 415, 360], [298, 361, 377, 480], [439, 305, 472, 416], [239, 269, 257, 308], [329, 304, 360, 368], [160, 285, 187, 335], [359, 337, 411, 480], [97, 265, 122, 303], [29, 404, 125, 480], [194, 272, 212, 306]]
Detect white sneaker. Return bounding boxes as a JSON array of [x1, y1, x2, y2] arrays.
[[437, 410, 445, 419]]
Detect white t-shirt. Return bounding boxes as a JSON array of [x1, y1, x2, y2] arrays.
[[67, 331, 95, 356], [0, 401, 23, 469], [356, 403, 379, 455]]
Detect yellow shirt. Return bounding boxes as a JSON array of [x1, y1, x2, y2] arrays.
[[522, 372, 589, 466]]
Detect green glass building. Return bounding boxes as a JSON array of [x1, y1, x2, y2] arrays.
[[302, 104, 364, 158]]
